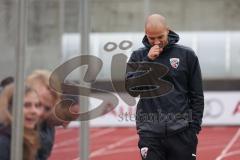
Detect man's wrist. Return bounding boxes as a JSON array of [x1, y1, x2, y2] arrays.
[[143, 55, 154, 61]]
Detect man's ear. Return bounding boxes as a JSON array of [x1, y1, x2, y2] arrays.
[[144, 28, 147, 36], [166, 26, 170, 34]]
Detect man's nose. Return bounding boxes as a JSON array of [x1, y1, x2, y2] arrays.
[[154, 39, 160, 45]]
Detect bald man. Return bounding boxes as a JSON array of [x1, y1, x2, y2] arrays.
[[125, 14, 204, 160]]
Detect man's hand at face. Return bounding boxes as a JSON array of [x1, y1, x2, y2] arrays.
[[147, 45, 163, 60]]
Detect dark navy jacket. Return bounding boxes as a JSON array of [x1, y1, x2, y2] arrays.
[[36, 121, 55, 160], [126, 30, 204, 137], [0, 127, 11, 160], [0, 122, 55, 160]]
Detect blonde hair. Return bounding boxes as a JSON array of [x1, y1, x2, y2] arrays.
[[0, 84, 38, 125], [0, 84, 14, 125], [26, 69, 60, 104], [0, 84, 40, 160]]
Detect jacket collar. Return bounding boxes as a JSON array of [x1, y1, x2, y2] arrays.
[[142, 30, 179, 49]]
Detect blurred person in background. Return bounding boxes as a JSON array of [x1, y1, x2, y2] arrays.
[[0, 76, 14, 129], [27, 70, 80, 160], [0, 84, 42, 160], [0, 70, 80, 159], [26, 70, 61, 160], [126, 14, 204, 160], [0, 76, 14, 94]]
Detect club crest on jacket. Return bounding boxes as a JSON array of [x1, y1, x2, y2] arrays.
[[141, 147, 149, 159], [170, 58, 180, 69]]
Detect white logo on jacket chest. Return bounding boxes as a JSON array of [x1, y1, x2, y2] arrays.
[[141, 147, 149, 159], [170, 58, 180, 69]]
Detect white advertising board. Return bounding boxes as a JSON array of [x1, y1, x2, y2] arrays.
[[69, 92, 240, 127]]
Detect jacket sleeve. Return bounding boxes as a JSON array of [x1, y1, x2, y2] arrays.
[[187, 52, 204, 134], [125, 50, 157, 97], [36, 122, 55, 160], [0, 136, 10, 160]]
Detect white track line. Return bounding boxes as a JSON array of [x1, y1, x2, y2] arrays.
[[53, 146, 138, 155], [97, 146, 138, 156], [220, 150, 240, 158], [72, 135, 138, 160], [53, 128, 116, 149], [51, 147, 78, 153], [215, 128, 240, 160], [198, 144, 226, 151], [90, 135, 137, 158]]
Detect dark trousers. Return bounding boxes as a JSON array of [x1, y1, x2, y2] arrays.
[[138, 129, 198, 160]]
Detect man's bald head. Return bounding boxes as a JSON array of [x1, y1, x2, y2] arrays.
[[144, 14, 169, 47], [145, 14, 168, 33]]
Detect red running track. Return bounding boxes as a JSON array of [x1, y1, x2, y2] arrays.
[[49, 127, 240, 160]]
